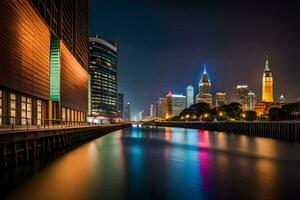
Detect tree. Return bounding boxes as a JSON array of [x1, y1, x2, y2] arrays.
[[268, 107, 281, 121], [189, 102, 211, 119], [280, 103, 300, 120], [220, 102, 242, 120], [179, 108, 191, 118], [244, 111, 257, 121]]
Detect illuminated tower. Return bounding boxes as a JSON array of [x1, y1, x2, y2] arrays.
[[262, 56, 273, 102], [199, 64, 211, 94], [196, 63, 212, 106]]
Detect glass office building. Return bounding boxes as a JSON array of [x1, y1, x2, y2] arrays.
[[89, 36, 118, 116]]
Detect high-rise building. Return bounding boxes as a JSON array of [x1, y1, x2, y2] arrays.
[[162, 92, 186, 118], [236, 85, 249, 110], [216, 92, 226, 107], [137, 110, 144, 121], [29, 0, 89, 69], [262, 56, 274, 102], [247, 91, 257, 110], [89, 36, 118, 117], [124, 102, 131, 121], [196, 64, 213, 106], [0, 0, 89, 126], [279, 95, 286, 103], [117, 93, 124, 118], [150, 104, 154, 117], [154, 98, 164, 118], [186, 85, 194, 108]]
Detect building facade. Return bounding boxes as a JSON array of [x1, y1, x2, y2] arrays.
[[124, 102, 131, 121], [216, 92, 226, 107], [247, 91, 257, 111], [117, 93, 124, 118], [150, 104, 154, 117], [29, 0, 89, 69], [186, 85, 194, 108], [154, 97, 164, 118], [196, 64, 213, 106], [262, 56, 274, 102], [89, 36, 118, 117], [0, 0, 88, 126], [236, 85, 249, 110], [162, 92, 186, 118]]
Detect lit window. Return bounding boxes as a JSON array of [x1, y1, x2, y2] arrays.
[[37, 100, 42, 125], [21, 96, 32, 125], [10, 93, 16, 125], [0, 90, 2, 126]]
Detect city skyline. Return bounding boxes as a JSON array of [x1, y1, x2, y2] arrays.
[[90, 0, 300, 116]]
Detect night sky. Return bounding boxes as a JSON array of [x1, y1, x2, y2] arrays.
[[90, 0, 300, 117]]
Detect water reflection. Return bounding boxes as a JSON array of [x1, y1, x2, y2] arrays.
[[3, 126, 300, 200]]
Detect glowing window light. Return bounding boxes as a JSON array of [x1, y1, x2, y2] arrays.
[[88, 74, 91, 115], [50, 39, 60, 102]]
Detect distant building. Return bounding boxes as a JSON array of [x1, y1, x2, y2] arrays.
[[279, 95, 286, 103], [255, 102, 283, 116], [117, 93, 124, 118], [150, 104, 154, 117], [154, 98, 164, 117], [247, 91, 257, 110], [162, 92, 186, 118], [236, 85, 249, 110], [186, 85, 194, 108], [124, 102, 131, 121], [216, 92, 226, 107], [89, 36, 117, 117], [262, 56, 274, 102], [137, 110, 144, 121], [196, 64, 213, 106]]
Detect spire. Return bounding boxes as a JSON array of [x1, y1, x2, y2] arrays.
[[265, 55, 270, 71], [203, 63, 207, 74]]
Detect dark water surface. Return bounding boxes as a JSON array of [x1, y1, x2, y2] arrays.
[[2, 125, 300, 200]]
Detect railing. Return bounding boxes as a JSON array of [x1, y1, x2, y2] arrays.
[[0, 116, 89, 132]]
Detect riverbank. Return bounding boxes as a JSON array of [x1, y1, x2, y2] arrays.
[[0, 123, 131, 168], [154, 121, 300, 142]]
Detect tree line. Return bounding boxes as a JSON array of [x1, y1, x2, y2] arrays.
[[167, 102, 300, 122]]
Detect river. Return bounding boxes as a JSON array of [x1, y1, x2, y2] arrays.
[[2, 125, 300, 200]]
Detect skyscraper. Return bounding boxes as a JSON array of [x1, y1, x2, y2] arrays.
[[150, 104, 154, 117], [236, 85, 249, 110], [247, 91, 257, 110], [262, 56, 274, 102], [186, 85, 194, 108], [89, 36, 118, 117], [0, 0, 89, 126], [196, 64, 213, 106], [117, 93, 124, 118], [162, 92, 186, 118], [124, 102, 131, 121], [216, 92, 226, 107], [154, 97, 164, 118]]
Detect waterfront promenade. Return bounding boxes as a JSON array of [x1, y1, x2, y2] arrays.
[[154, 121, 300, 142], [0, 123, 131, 168]]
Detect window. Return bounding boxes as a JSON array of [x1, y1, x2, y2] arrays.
[[21, 96, 32, 125], [37, 100, 42, 125], [10, 93, 16, 125], [0, 90, 2, 125]]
